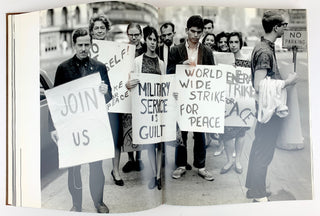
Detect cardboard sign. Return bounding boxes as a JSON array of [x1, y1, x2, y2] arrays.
[[175, 65, 226, 133], [283, 30, 307, 48], [223, 65, 256, 127], [90, 40, 135, 113], [45, 73, 114, 168], [213, 52, 235, 65], [131, 73, 177, 144]]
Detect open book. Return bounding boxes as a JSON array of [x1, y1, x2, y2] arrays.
[[6, 0, 311, 214]]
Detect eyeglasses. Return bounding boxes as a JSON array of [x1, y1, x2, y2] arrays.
[[128, 33, 141, 38], [279, 22, 288, 28]]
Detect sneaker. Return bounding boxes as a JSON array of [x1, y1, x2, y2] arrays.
[[172, 167, 186, 179], [198, 169, 214, 181], [95, 202, 109, 213], [253, 197, 269, 202]]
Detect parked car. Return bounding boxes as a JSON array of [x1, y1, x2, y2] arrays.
[[40, 69, 59, 184]]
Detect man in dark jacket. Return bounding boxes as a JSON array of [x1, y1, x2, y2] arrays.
[[167, 15, 215, 181], [53, 27, 111, 213]]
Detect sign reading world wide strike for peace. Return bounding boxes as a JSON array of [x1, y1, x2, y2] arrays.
[[131, 73, 177, 144], [176, 65, 226, 133], [90, 40, 135, 113], [45, 73, 114, 168], [223, 65, 256, 127]]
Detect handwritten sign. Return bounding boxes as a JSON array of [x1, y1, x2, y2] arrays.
[[90, 40, 135, 113], [223, 65, 256, 127], [131, 73, 177, 144], [45, 73, 114, 168], [213, 52, 235, 65], [283, 30, 307, 48], [175, 65, 226, 133]]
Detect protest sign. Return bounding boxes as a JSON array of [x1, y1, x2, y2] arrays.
[[223, 65, 256, 127], [176, 65, 226, 133], [130, 73, 177, 144], [45, 73, 114, 168], [213, 52, 235, 65], [90, 40, 135, 113]]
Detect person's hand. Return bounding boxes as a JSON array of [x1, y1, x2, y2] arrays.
[[126, 79, 140, 90], [173, 92, 178, 100], [51, 130, 58, 144], [284, 72, 298, 88], [182, 59, 196, 66], [99, 81, 109, 94]]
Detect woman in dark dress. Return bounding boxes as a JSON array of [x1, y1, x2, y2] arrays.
[[220, 32, 251, 175], [126, 26, 165, 190]]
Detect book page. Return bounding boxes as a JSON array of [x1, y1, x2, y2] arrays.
[[2, 0, 320, 216], [158, 5, 312, 206]]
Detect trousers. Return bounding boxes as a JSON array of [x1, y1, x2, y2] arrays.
[[68, 160, 105, 209], [175, 131, 206, 168], [245, 115, 282, 198]]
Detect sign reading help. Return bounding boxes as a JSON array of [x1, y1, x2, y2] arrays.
[[90, 40, 135, 113]]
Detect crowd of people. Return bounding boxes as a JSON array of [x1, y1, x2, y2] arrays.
[[51, 10, 298, 213]]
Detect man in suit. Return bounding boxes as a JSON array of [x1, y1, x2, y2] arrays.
[[158, 22, 176, 66], [53, 28, 111, 213], [167, 15, 215, 181]]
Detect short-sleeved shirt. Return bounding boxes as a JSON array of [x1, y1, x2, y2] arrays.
[[250, 37, 281, 87]]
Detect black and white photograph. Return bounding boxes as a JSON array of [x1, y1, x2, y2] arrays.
[[4, 0, 315, 215]]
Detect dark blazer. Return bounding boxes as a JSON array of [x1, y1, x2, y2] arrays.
[[54, 55, 112, 103], [167, 42, 215, 74], [157, 44, 176, 61]]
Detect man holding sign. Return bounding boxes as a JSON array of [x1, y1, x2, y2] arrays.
[[52, 28, 111, 213], [167, 15, 215, 181]]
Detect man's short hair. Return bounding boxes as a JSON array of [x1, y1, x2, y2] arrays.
[[72, 28, 91, 44], [126, 22, 142, 34], [203, 19, 214, 28], [262, 10, 285, 33], [89, 14, 111, 35], [187, 15, 204, 30], [227, 32, 243, 49], [160, 22, 175, 33]]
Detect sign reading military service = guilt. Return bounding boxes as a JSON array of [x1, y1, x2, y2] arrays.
[[176, 65, 227, 133], [131, 73, 177, 144], [45, 73, 114, 168]]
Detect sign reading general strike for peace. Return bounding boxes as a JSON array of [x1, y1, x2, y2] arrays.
[[131, 73, 177, 144], [176, 65, 226, 133], [90, 40, 135, 113], [45, 73, 114, 168], [223, 65, 256, 127], [283, 30, 307, 48]]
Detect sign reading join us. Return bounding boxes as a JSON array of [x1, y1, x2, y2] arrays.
[[90, 40, 135, 113], [45, 73, 114, 168]]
